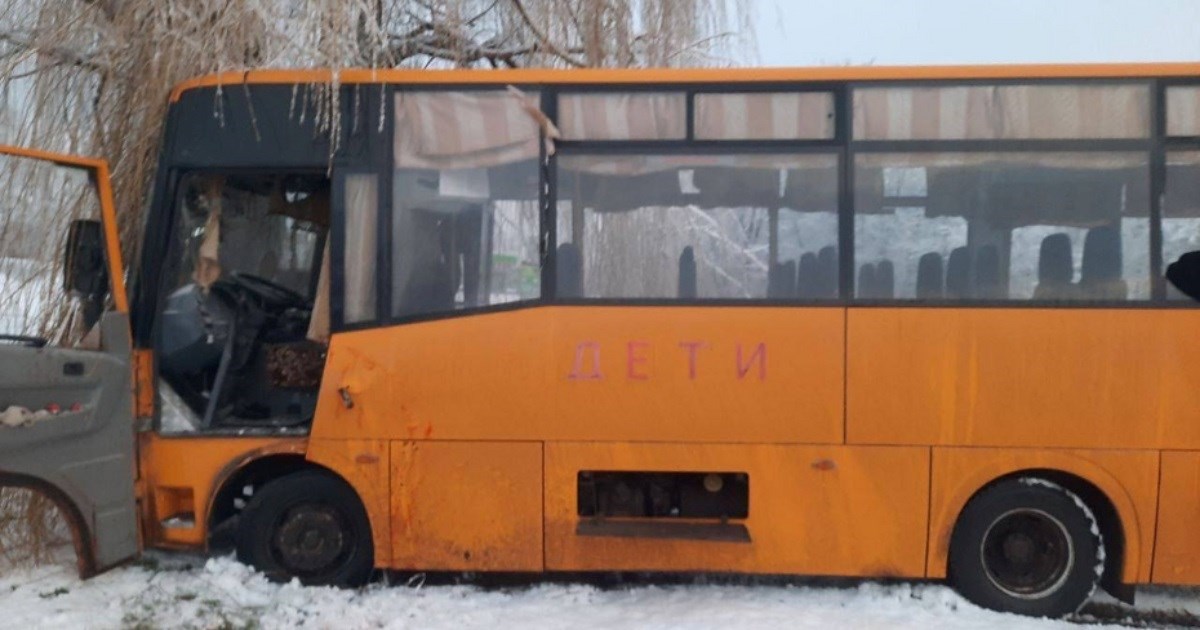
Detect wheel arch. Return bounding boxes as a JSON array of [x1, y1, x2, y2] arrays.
[[206, 453, 319, 537], [206, 447, 382, 564], [928, 451, 1151, 589], [952, 469, 1128, 601], [0, 471, 97, 578]]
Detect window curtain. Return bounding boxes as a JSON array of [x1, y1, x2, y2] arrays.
[[394, 90, 542, 169], [853, 84, 1150, 140], [694, 92, 834, 140], [558, 93, 687, 141]]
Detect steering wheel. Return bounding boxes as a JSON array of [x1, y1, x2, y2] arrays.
[[224, 272, 309, 310]]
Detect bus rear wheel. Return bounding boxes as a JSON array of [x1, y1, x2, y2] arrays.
[[236, 470, 374, 587], [948, 477, 1102, 618]]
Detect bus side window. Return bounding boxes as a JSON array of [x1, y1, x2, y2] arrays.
[[556, 154, 840, 301], [854, 152, 1150, 302], [1163, 150, 1200, 300], [391, 91, 542, 318], [342, 173, 378, 324]]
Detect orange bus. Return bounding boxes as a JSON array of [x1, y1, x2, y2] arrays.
[[6, 63, 1200, 618]]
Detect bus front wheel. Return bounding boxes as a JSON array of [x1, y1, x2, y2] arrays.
[[236, 470, 374, 587], [948, 477, 1103, 618]]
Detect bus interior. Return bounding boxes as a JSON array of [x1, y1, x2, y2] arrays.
[[157, 172, 329, 432]]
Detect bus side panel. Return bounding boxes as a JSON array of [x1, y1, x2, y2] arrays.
[[389, 440, 543, 571], [138, 433, 307, 549], [551, 307, 845, 445], [312, 306, 844, 445], [927, 447, 1159, 583], [1152, 451, 1200, 584], [847, 308, 1200, 450], [544, 442, 928, 577], [311, 310, 553, 443], [305, 438, 392, 568]]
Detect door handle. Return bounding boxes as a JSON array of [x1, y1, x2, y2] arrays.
[[62, 362, 85, 377]]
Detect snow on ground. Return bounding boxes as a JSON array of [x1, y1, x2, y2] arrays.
[[2, 553, 1199, 630]]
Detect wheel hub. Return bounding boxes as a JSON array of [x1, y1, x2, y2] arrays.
[[981, 508, 1074, 599], [1002, 532, 1035, 564], [272, 504, 347, 574]]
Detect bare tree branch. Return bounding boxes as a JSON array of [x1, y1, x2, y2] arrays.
[[0, 30, 106, 73], [507, 0, 586, 67], [0, 0, 751, 309]]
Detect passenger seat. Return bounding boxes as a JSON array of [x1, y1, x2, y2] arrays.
[[945, 246, 971, 299], [768, 259, 797, 298], [556, 242, 583, 298], [916, 252, 944, 299], [1033, 233, 1076, 300], [816, 246, 838, 298], [857, 263, 877, 299], [798, 252, 819, 299], [1079, 226, 1126, 300], [678, 246, 698, 299], [974, 245, 1002, 299], [876, 260, 895, 299]]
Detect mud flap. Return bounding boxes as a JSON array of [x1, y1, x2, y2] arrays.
[[0, 312, 136, 573]]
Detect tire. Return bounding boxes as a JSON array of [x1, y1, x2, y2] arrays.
[[235, 470, 374, 587], [948, 477, 1103, 618]]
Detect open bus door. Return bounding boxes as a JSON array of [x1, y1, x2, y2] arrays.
[[0, 144, 136, 576]]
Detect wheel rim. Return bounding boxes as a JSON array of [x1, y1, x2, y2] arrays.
[[980, 508, 1075, 599], [269, 502, 351, 577]]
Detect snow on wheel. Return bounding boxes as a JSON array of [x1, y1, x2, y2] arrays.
[[948, 477, 1104, 618], [236, 470, 374, 587]]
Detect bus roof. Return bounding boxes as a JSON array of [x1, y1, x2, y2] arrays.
[[169, 62, 1200, 103]]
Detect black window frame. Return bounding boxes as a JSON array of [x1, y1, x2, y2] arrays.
[[331, 166, 386, 329], [546, 81, 849, 307], [551, 144, 845, 305], [345, 83, 549, 332], [329, 83, 391, 330], [1157, 78, 1200, 302], [846, 77, 1162, 307], [329, 75, 1200, 334]]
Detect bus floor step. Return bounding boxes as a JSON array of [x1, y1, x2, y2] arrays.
[[575, 519, 751, 543]]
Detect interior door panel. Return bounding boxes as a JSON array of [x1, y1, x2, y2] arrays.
[[0, 313, 136, 570]]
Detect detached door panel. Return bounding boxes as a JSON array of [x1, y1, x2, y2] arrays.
[[0, 317, 135, 569], [0, 146, 135, 573]]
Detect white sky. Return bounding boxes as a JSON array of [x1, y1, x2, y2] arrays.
[[752, 0, 1200, 67]]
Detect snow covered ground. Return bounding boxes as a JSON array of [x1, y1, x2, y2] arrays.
[[2, 553, 1200, 630]]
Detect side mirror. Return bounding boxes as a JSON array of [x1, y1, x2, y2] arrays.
[[64, 219, 109, 298]]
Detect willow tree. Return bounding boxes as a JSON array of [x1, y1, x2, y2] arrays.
[[0, 0, 750, 255], [0, 0, 750, 567]]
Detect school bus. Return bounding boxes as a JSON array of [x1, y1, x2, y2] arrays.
[[7, 62, 1200, 618]]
